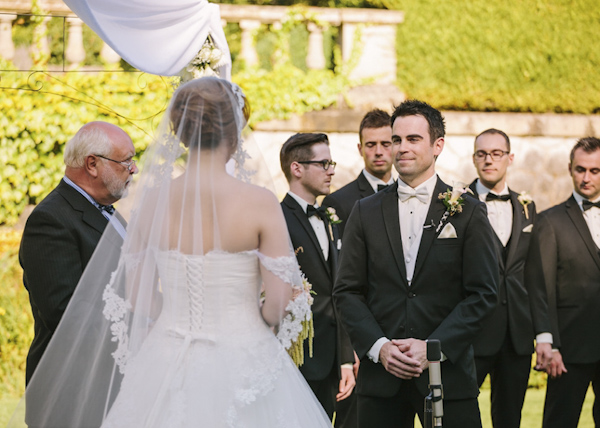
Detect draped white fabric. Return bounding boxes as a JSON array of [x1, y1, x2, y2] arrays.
[[62, 0, 231, 78]]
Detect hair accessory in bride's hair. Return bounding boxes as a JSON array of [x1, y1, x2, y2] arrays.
[[228, 82, 246, 112]]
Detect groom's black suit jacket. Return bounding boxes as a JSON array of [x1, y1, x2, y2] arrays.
[[527, 195, 600, 364], [468, 181, 551, 357], [281, 194, 354, 381], [333, 178, 498, 400], [20, 179, 109, 383], [322, 171, 375, 237]]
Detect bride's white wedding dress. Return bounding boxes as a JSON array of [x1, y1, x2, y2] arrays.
[[101, 249, 331, 428]]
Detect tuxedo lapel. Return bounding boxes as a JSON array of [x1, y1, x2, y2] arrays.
[[381, 183, 408, 286], [565, 196, 600, 271], [413, 178, 448, 281], [283, 195, 331, 274], [357, 172, 376, 199], [504, 190, 523, 267]]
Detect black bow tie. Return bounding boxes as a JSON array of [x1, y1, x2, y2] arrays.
[[486, 193, 511, 202], [377, 184, 390, 192], [582, 200, 600, 211], [306, 205, 327, 221], [98, 204, 115, 215]]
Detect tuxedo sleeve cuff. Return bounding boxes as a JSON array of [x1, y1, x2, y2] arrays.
[[535, 333, 553, 344], [367, 337, 390, 363]]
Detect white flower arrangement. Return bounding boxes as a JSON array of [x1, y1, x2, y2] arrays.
[[179, 36, 228, 83], [518, 191, 533, 219]]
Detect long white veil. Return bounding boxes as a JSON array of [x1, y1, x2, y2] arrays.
[[8, 77, 316, 428]]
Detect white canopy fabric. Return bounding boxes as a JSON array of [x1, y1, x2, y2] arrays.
[[62, 0, 231, 78]]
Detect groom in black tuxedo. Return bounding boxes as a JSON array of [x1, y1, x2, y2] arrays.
[[468, 129, 553, 428], [20, 121, 136, 384], [323, 109, 394, 238], [334, 100, 498, 428], [527, 137, 600, 428], [280, 133, 356, 419]]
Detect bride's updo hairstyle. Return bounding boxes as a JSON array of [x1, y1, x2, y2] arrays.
[[170, 76, 250, 151]]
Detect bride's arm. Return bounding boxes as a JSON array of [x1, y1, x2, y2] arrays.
[[257, 192, 294, 327]]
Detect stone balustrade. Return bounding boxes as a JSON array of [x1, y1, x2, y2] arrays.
[[0, 0, 404, 81]]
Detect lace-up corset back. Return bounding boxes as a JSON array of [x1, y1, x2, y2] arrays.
[[156, 250, 263, 338]]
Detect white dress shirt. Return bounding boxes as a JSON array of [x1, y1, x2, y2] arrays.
[[367, 174, 438, 363], [476, 180, 512, 247], [288, 192, 329, 260], [573, 191, 600, 249], [362, 169, 395, 193]]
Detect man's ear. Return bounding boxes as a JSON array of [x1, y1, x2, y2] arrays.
[[290, 161, 303, 179], [357, 143, 363, 156], [85, 155, 99, 178]]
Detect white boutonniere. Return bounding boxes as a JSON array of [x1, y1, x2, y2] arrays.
[[324, 207, 341, 225], [178, 35, 228, 84], [435, 184, 473, 233], [517, 191, 533, 220]]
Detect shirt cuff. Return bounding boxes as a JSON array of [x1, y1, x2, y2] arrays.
[[341, 363, 353, 369], [535, 332, 553, 344], [367, 337, 390, 363]]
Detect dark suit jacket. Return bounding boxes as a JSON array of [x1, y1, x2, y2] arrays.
[[322, 171, 375, 237], [281, 194, 354, 381], [469, 181, 551, 356], [20, 179, 109, 383], [527, 195, 600, 364], [333, 178, 498, 399]]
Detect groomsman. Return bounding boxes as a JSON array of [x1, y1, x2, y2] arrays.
[[323, 109, 394, 237], [20, 121, 136, 384], [279, 133, 356, 419], [527, 137, 600, 428], [468, 128, 553, 428], [334, 100, 498, 428]]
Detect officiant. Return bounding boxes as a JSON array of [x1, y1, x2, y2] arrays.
[[20, 121, 136, 384], [333, 100, 498, 428]]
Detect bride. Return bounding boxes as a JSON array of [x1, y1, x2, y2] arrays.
[[9, 77, 331, 427]]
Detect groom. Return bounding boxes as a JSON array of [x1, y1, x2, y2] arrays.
[[280, 133, 356, 419], [333, 100, 498, 428]]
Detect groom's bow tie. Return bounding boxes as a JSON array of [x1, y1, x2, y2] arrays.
[[486, 193, 511, 202], [98, 204, 115, 215], [583, 200, 600, 211], [377, 184, 390, 192], [397, 186, 429, 203], [306, 205, 328, 221]]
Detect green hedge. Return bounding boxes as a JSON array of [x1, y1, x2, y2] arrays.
[[392, 0, 600, 113]]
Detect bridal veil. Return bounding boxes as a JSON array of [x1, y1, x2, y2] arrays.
[[8, 77, 316, 427]]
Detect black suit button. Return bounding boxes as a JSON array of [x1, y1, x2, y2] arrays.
[[502, 300, 507, 305], [399, 325, 405, 330], [408, 292, 416, 298]]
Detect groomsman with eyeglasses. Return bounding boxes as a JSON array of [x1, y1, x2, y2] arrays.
[[468, 128, 553, 428], [279, 133, 356, 420], [527, 137, 600, 428]]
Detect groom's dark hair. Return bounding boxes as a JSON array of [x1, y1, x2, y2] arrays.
[[280, 133, 329, 182], [391, 99, 445, 144]]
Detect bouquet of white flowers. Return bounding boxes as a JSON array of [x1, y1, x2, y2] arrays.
[[179, 35, 228, 83]]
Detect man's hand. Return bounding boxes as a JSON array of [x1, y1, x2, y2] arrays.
[[534, 342, 553, 371], [353, 351, 360, 378], [336, 366, 355, 401], [379, 339, 425, 380], [546, 350, 567, 378]]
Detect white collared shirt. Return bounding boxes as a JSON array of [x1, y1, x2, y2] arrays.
[[573, 191, 600, 249], [362, 169, 395, 193], [288, 191, 329, 260], [476, 180, 513, 247], [397, 174, 438, 284]]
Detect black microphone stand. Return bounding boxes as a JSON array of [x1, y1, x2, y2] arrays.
[[424, 339, 443, 428]]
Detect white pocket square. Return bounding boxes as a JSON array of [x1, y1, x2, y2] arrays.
[[438, 222, 457, 239], [522, 224, 533, 233]]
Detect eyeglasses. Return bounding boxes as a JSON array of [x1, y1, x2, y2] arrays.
[[96, 154, 137, 172], [473, 150, 510, 162], [297, 159, 337, 171]]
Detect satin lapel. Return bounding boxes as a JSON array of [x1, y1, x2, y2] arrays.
[[382, 184, 408, 286], [413, 178, 449, 281], [565, 197, 600, 271], [505, 190, 523, 267], [357, 172, 376, 198], [56, 180, 108, 234], [284, 195, 330, 274], [328, 223, 339, 278]]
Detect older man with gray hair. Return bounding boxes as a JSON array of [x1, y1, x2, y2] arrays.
[[20, 121, 137, 383]]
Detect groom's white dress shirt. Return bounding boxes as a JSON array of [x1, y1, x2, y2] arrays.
[[288, 191, 329, 260]]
